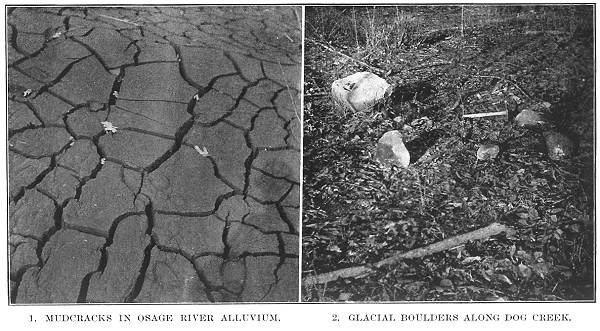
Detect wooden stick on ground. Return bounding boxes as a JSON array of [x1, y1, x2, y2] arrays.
[[303, 222, 512, 286], [463, 110, 508, 118], [306, 38, 386, 75]]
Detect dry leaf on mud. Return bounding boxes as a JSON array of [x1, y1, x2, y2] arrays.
[[194, 145, 209, 157], [100, 121, 118, 133]]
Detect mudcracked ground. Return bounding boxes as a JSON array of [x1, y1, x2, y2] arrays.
[[7, 6, 301, 303]]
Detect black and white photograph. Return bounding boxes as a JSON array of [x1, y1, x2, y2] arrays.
[[6, 5, 301, 303], [1, 1, 599, 330], [302, 5, 594, 302]]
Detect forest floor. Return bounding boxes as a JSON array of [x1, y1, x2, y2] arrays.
[[302, 5, 594, 302]]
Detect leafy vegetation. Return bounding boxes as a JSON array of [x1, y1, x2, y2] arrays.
[[303, 5, 594, 302]]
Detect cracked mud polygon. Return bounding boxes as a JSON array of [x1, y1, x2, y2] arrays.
[[7, 6, 301, 303]]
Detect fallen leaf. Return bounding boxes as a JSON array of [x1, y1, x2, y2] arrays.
[[531, 262, 551, 279], [509, 244, 516, 260], [327, 244, 341, 253], [481, 270, 492, 282], [194, 145, 209, 157], [461, 256, 482, 264], [495, 274, 513, 285], [100, 121, 118, 133], [518, 264, 533, 279]]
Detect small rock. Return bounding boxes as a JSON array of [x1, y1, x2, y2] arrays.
[[338, 292, 352, 301], [375, 130, 410, 168], [476, 144, 500, 160], [331, 72, 391, 112], [543, 130, 574, 160], [515, 109, 547, 128], [393, 116, 403, 123], [484, 295, 507, 301], [439, 278, 453, 288]]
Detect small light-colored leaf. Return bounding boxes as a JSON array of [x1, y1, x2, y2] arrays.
[[327, 244, 341, 253], [481, 270, 492, 282], [194, 145, 209, 157], [100, 121, 118, 133], [22, 89, 32, 97], [518, 264, 533, 279], [461, 256, 481, 264], [495, 274, 513, 285], [531, 262, 551, 278]]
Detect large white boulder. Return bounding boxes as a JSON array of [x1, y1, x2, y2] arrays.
[[375, 130, 410, 168], [331, 72, 391, 112]]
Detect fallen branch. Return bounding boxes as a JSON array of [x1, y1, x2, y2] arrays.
[[463, 110, 508, 118], [97, 14, 140, 26], [303, 222, 512, 286], [306, 38, 385, 75], [304, 92, 329, 99]]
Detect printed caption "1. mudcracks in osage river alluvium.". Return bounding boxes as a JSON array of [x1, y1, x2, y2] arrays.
[[35, 313, 281, 323]]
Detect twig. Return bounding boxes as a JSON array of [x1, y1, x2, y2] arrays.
[[463, 110, 508, 118], [303, 222, 512, 286], [306, 38, 385, 75], [97, 14, 139, 26], [304, 92, 329, 99]]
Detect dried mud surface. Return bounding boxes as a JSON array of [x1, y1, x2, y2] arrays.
[[8, 6, 301, 303]]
